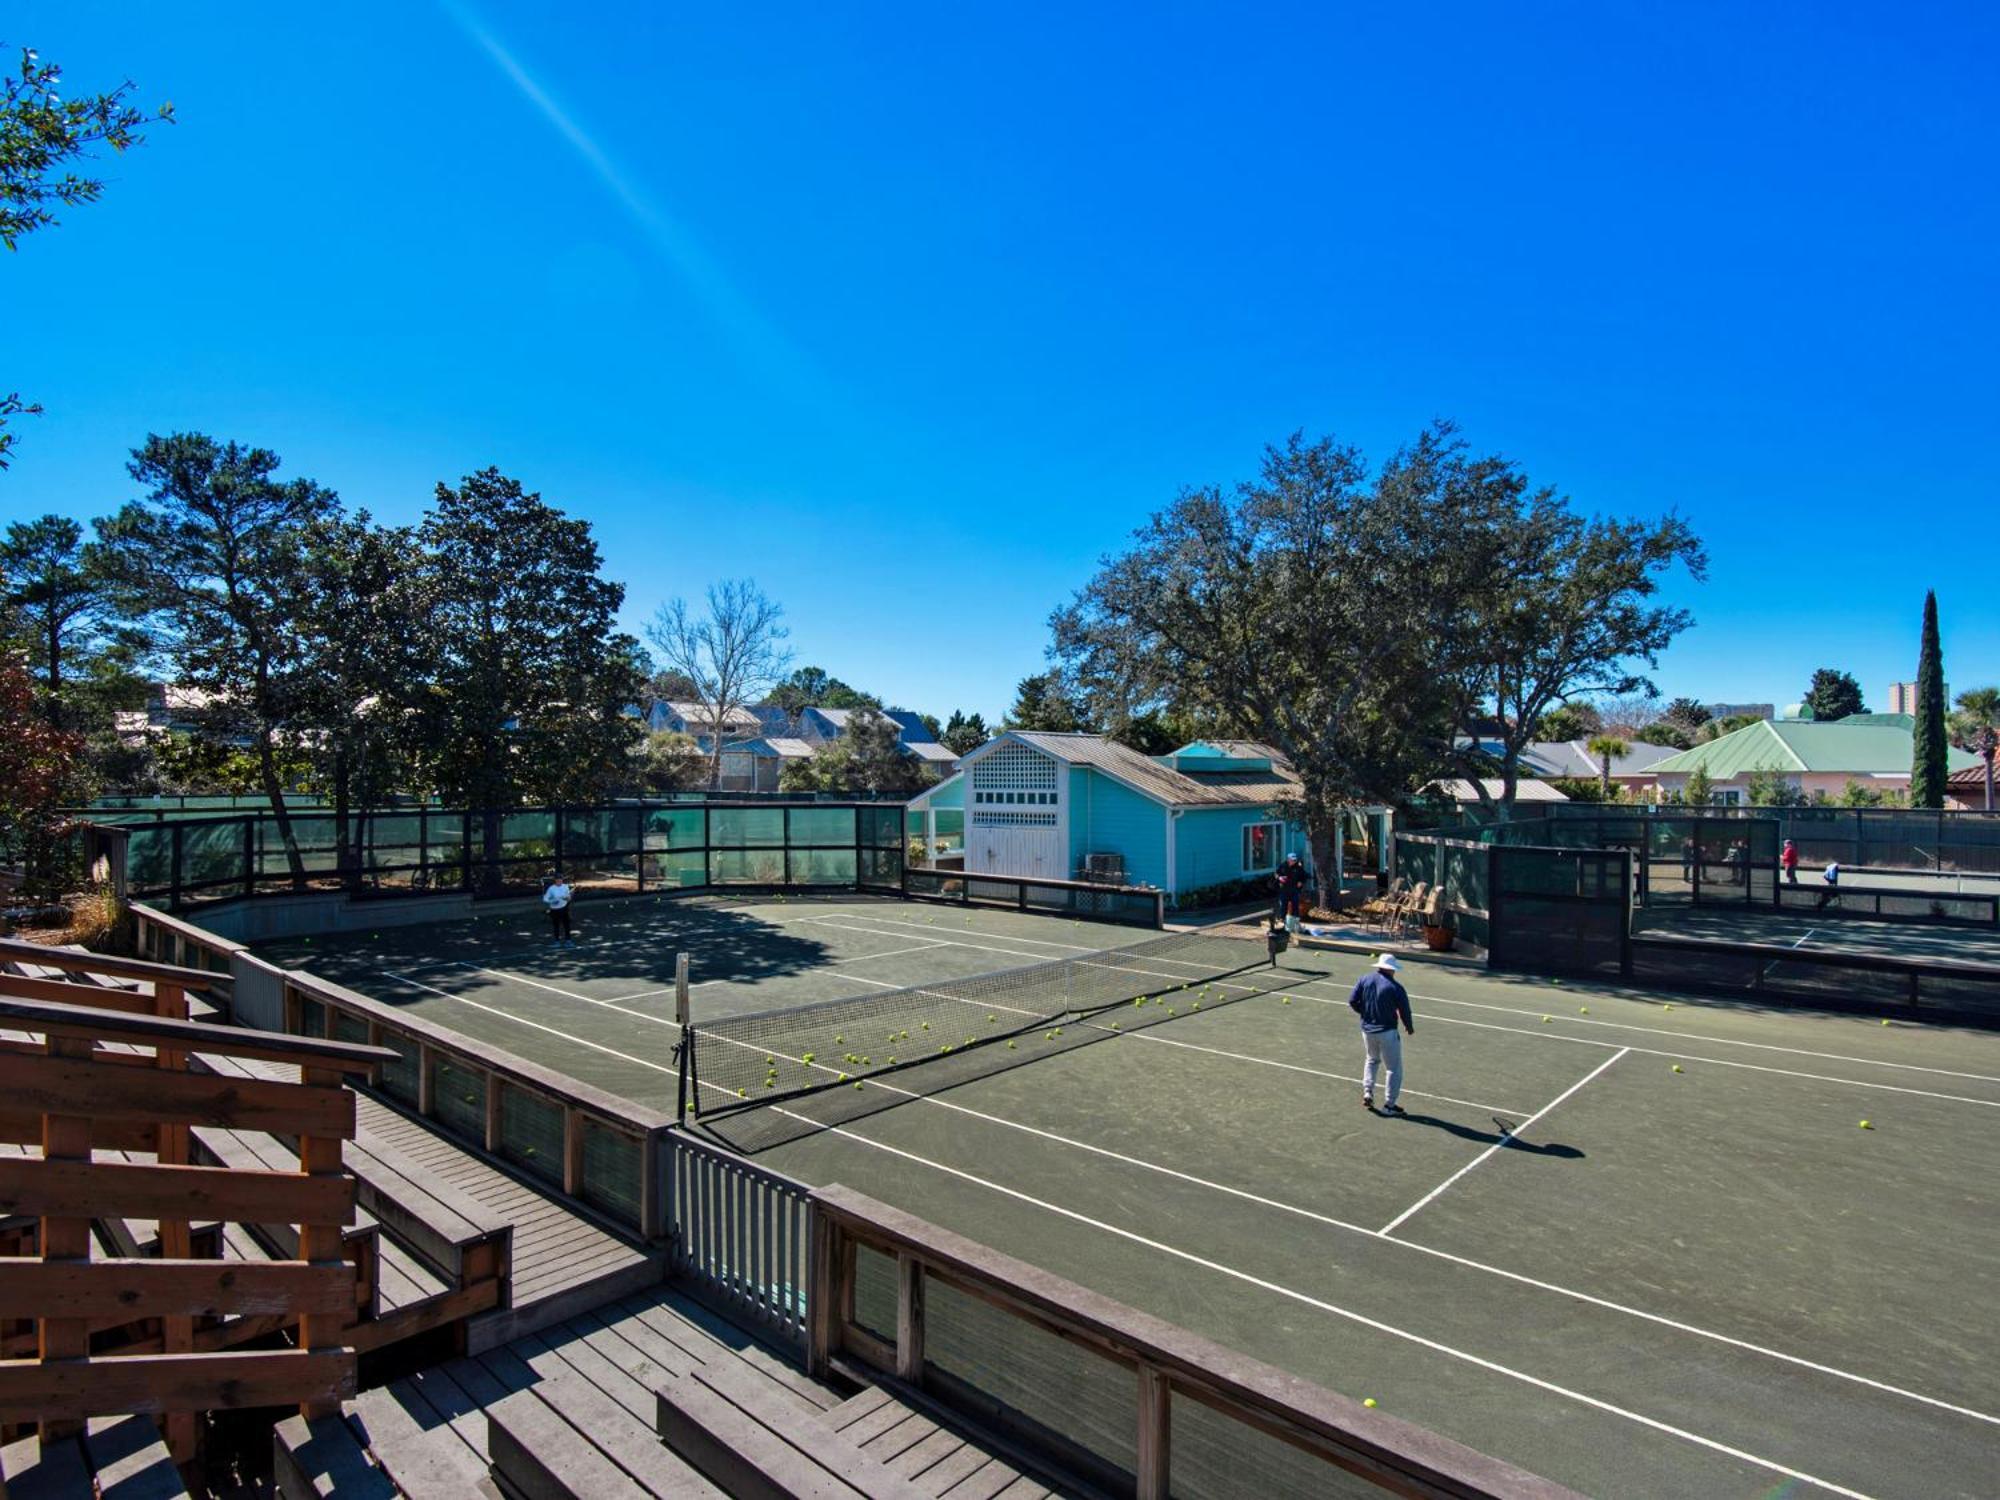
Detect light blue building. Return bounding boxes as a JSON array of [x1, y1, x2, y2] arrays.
[[905, 733, 1335, 907]]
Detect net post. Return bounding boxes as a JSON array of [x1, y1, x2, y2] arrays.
[[676, 951, 694, 1122]]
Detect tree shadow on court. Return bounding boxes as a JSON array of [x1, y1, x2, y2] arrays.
[[1388, 1111, 1583, 1159]]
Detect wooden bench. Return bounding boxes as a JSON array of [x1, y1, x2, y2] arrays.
[[653, 1358, 932, 1500]]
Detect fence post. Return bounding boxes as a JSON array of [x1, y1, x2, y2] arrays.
[[895, 1251, 926, 1383], [170, 820, 185, 910], [641, 1128, 663, 1240], [1136, 1364, 1171, 1500], [806, 1207, 838, 1378]]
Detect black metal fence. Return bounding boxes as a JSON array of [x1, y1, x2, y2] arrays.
[[117, 801, 908, 909], [1535, 803, 2000, 875], [903, 868, 1164, 928]]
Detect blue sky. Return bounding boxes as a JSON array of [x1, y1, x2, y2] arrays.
[[7, 2, 1996, 722]]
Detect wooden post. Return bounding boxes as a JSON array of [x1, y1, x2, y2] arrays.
[[297, 1065, 351, 1421], [154, 981, 198, 1460], [38, 1034, 94, 1444], [562, 1107, 584, 1196], [806, 1211, 838, 1378], [1136, 1363, 1171, 1500], [485, 1073, 504, 1153], [895, 1252, 925, 1383], [639, 1129, 662, 1240], [418, 1043, 436, 1116]]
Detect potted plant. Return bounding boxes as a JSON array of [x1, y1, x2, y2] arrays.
[[1423, 917, 1456, 952]]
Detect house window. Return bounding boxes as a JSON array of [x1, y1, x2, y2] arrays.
[[1712, 789, 1741, 807], [1242, 822, 1281, 875]]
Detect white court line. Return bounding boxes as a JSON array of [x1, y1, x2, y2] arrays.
[[1794, 928, 1819, 949], [384, 966, 1997, 1442], [1282, 978, 2000, 1087], [1380, 1050, 1629, 1236], [1128, 1031, 1522, 1115], [381, 970, 678, 1078], [698, 1050, 2000, 1434], [732, 1088, 1879, 1500], [458, 965, 676, 1029]]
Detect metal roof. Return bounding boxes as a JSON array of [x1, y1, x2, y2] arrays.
[[1003, 732, 1300, 807], [1523, 740, 1678, 779], [1430, 778, 1570, 803], [903, 742, 959, 762], [664, 700, 762, 730], [1651, 719, 1980, 778]]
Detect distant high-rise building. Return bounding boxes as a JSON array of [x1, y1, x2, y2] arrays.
[[1887, 681, 1946, 714]]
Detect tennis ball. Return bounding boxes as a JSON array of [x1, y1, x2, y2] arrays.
[[1192, 1001, 1201, 1010], [1859, 1120, 1872, 1129], [1281, 997, 1291, 1005], [835, 1035, 844, 1045], [1579, 1006, 1589, 1014], [1166, 1007, 1176, 1016], [1551, 979, 1561, 986], [802, 1052, 815, 1064], [735, 1088, 746, 1098], [921, 1022, 930, 1031], [986, 1014, 997, 1023], [1007, 1040, 1017, 1049], [1362, 1398, 1377, 1409], [1663, 1003, 1673, 1011], [1881, 1019, 1890, 1026], [1671, 1065, 1682, 1074], [887, 1055, 896, 1064]]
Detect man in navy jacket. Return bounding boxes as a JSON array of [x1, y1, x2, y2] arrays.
[[1348, 954, 1415, 1115]]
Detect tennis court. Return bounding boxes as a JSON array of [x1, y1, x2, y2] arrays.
[[256, 892, 2000, 1498]]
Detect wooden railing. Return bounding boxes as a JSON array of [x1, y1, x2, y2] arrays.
[[0, 962, 392, 1463], [666, 1132, 811, 1350], [128, 905, 243, 1017], [276, 966, 674, 1239], [806, 1185, 1582, 1500]]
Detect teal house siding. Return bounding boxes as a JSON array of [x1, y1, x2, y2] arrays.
[[1173, 807, 1310, 900], [1075, 772, 1171, 890], [1067, 767, 1092, 871]]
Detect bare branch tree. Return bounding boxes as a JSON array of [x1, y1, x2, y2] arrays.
[[644, 580, 791, 788]]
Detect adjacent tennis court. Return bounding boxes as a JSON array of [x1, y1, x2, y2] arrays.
[[256, 892, 2000, 1499]]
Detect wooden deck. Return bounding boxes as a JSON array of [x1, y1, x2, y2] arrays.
[[353, 1094, 661, 1348], [326, 1279, 1068, 1498], [822, 1386, 1069, 1498]]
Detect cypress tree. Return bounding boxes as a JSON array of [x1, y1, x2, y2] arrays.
[[1911, 590, 1948, 808]]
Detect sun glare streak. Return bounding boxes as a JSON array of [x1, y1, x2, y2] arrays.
[[439, 0, 820, 400]]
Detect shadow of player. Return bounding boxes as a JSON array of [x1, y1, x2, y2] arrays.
[[1388, 1111, 1584, 1159]]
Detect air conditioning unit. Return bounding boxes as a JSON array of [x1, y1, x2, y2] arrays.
[[1081, 853, 1126, 884]]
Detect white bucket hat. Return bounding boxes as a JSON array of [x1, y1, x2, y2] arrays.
[[1373, 954, 1401, 972]]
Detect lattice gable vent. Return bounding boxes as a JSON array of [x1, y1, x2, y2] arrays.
[[971, 741, 1058, 793]]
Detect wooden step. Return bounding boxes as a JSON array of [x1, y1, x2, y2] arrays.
[[346, 1380, 498, 1498], [487, 1385, 656, 1500], [272, 1412, 395, 1500], [84, 1414, 190, 1499], [0, 1431, 91, 1498], [654, 1357, 931, 1500]]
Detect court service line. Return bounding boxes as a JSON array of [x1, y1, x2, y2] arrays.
[[1380, 1050, 1629, 1236], [779, 1107, 1879, 1499], [692, 1057, 2000, 1434], [380, 970, 679, 1079], [1279, 988, 2000, 1108], [1282, 978, 2000, 1086], [457, 965, 677, 1029]]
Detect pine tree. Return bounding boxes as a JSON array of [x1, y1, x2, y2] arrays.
[[1911, 590, 1948, 809]]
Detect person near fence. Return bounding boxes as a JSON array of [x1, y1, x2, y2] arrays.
[[543, 871, 576, 945], [1781, 839, 1800, 884], [1348, 954, 1415, 1115], [1680, 836, 1697, 884], [1274, 852, 1308, 927], [1817, 861, 1841, 910]]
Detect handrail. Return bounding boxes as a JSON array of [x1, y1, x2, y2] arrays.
[[1630, 931, 2000, 979], [808, 1184, 1581, 1499], [0, 935, 221, 990], [0, 993, 393, 1074]]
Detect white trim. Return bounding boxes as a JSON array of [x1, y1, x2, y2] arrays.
[[903, 769, 964, 812], [1164, 808, 1180, 901]]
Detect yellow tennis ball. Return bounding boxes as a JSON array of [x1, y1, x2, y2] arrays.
[[1579, 1006, 1589, 1014], [1362, 1397, 1377, 1409], [1880, 1018, 1890, 1026], [1671, 1065, 1682, 1074], [1541, 1015, 1552, 1023], [1858, 1119, 1872, 1129]]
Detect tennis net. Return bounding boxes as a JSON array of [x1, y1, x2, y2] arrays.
[[685, 931, 1288, 1120]]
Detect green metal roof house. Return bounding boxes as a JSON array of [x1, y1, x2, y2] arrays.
[[1650, 712, 1979, 805], [905, 733, 1344, 905]]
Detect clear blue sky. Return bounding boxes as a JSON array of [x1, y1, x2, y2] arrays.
[[8, 2, 1996, 723]]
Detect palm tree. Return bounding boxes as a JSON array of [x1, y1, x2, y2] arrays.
[[1950, 686, 2000, 811], [1587, 735, 1630, 801]]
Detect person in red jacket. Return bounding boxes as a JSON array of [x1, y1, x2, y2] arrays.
[[1781, 839, 1800, 885]]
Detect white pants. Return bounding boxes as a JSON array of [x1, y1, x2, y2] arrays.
[[1362, 1029, 1403, 1106]]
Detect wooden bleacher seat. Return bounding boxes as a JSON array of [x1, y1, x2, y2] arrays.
[[0, 1415, 190, 1499], [652, 1357, 933, 1500], [271, 1412, 397, 1500]]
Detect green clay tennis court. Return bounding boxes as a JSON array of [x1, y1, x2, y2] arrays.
[[256, 892, 2000, 1499]]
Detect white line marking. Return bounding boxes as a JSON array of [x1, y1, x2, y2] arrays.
[[1793, 928, 1819, 949], [727, 1061, 2000, 1433], [381, 971, 677, 1075], [1285, 983, 2000, 1098], [1380, 1051, 1629, 1235], [1128, 1031, 1523, 1114], [760, 1101, 1881, 1500], [459, 965, 678, 1028]]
